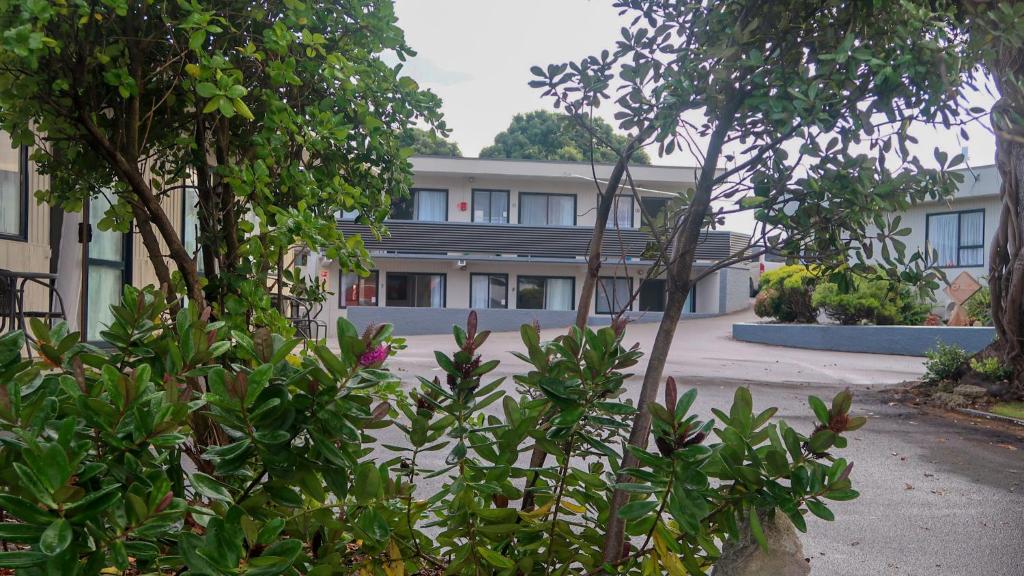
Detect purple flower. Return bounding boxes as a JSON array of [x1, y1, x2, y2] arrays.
[[359, 344, 390, 367]]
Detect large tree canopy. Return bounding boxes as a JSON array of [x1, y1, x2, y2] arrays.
[[480, 109, 652, 164], [0, 0, 444, 328], [402, 127, 463, 157]]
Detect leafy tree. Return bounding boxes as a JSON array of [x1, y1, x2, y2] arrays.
[[0, 304, 862, 574], [0, 0, 444, 328], [480, 110, 652, 164], [531, 0, 968, 561], [402, 127, 463, 157]]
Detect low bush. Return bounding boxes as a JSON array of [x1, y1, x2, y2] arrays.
[[0, 286, 862, 575], [964, 286, 992, 326], [754, 265, 819, 323], [969, 356, 1011, 382], [811, 278, 930, 326], [923, 342, 969, 384]]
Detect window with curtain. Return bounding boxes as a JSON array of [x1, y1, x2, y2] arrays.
[[517, 276, 575, 310], [596, 276, 632, 314], [470, 273, 508, 308], [519, 193, 576, 226], [339, 271, 378, 307], [391, 189, 448, 221], [0, 132, 27, 240], [385, 273, 445, 307], [927, 210, 985, 268], [611, 196, 634, 229], [472, 189, 509, 223]]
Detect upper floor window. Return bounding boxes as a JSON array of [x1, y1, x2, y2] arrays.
[[927, 209, 984, 268], [392, 188, 447, 221], [472, 189, 509, 223], [612, 195, 634, 229], [640, 196, 671, 223], [519, 192, 576, 226], [0, 133, 28, 241]]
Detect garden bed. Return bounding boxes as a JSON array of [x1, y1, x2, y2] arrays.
[[732, 322, 996, 357]]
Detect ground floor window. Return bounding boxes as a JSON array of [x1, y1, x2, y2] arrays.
[[517, 276, 574, 310], [339, 270, 379, 307], [596, 276, 632, 314], [638, 279, 695, 313], [470, 273, 508, 309], [86, 194, 131, 342], [386, 272, 445, 307]]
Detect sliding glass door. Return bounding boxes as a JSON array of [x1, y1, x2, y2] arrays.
[[385, 273, 445, 307], [86, 194, 131, 341], [517, 276, 575, 311], [470, 273, 508, 309]]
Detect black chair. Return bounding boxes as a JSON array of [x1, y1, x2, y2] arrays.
[[0, 269, 68, 358], [273, 294, 327, 340]]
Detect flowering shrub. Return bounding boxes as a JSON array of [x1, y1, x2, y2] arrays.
[[0, 286, 862, 574]]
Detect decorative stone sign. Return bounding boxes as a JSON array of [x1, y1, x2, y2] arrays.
[[945, 271, 982, 327]]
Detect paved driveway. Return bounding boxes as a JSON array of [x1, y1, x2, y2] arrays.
[[381, 309, 1024, 575]]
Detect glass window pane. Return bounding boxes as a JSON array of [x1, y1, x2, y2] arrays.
[[927, 213, 958, 267], [471, 275, 490, 308], [0, 133, 21, 237], [546, 278, 573, 310], [548, 196, 574, 226], [472, 190, 490, 223], [414, 190, 446, 221], [612, 196, 633, 228], [517, 277, 545, 309], [489, 275, 507, 308], [639, 279, 666, 312], [641, 197, 670, 221], [341, 271, 377, 306], [86, 266, 123, 341], [391, 195, 414, 220], [959, 247, 984, 267], [960, 211, 984, 246], [386, 274, 410, 306], [520, 194, 547, 225], [596, 277, 630, 314], [90, 195, 123, 262]]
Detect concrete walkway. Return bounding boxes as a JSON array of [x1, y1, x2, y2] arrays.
[[393, 308, 926, 387]]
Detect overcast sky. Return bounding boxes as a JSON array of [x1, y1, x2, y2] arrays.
[[393, 0, 998, 232]]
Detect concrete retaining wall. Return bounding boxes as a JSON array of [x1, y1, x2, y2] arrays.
[[732, 323, 996, 357], [345, 307, 715, 336]]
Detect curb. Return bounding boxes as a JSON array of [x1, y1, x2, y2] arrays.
[[955, 407, 1024, 428]]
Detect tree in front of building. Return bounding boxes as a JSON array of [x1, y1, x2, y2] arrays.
[[402, 127, 463, 157], [480, 109, 652, 165], [530, 0, 971, 562], [0, 0, 445, 329]]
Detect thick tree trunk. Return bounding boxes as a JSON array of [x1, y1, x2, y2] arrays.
[[988, 45, 1024, 396]]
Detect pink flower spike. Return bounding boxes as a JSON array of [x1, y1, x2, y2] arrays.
[[359, 344, 390, 367]]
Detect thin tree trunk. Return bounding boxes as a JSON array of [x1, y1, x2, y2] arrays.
[[574, 138, 644, 329], [601, 100, 738, 564]]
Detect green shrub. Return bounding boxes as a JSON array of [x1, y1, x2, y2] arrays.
[[0, 286, 862, 574], [755, 265, 819, 323], [964, 286, 992, 326], [923, 342, 969, 384], [811, 278, 930, 326], [969, 356, 1011, 381]]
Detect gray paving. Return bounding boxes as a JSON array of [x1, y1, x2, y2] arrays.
[[375, 309, 1024, 575]]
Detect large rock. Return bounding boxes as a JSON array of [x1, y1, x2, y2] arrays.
[[712, 510, 810, 576], [952, 384, 987, 399], [932, 392, 967, 409]]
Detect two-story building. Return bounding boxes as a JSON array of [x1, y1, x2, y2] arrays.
[[316, 156, 754, 335]]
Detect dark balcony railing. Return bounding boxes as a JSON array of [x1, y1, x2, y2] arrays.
[[337, 220, 750, 262]]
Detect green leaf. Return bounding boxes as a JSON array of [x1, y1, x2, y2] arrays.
[[352, 462, 380, 504], [39, 519, 71, 556], [195, 82, 218, 98], [806, 499, 834, 521], [618, 499, 658, 520], [808, 396, 829, 424], [477, 546, 515, 569], [748, 510, 768, 552], [191, 473, 233, 502], [233, 98, 255, 121], [0, 551, 47, 568]]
